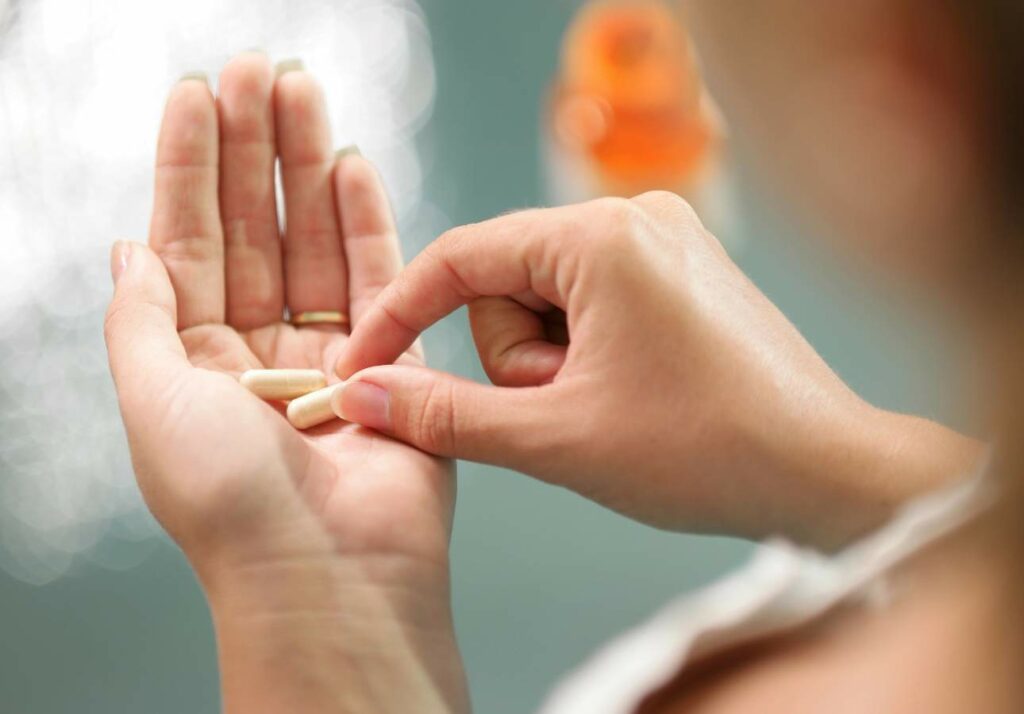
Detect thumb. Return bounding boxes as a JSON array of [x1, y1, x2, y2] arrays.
[[104, 241, 189, 401], [331, 365, 556, 470]]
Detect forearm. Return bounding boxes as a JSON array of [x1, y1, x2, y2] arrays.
[[200, 555, 469, 714], [777, 399, 985, 549]]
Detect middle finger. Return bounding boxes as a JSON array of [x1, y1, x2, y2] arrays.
[[218, 52, 284, 330], [274, 63, 349, 322]]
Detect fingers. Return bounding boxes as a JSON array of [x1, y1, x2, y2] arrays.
[[218, 52, 284, 330], [105, 242, 190, 400], [331, 365, 556, 468], [336, 206, 580, 377], [150, 77, 225, 329], [468, 297, 567, 386], [274, 64, 348, 318], [333, 151, 403, 325]]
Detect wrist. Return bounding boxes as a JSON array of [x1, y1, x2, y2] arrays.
[[200, 552, 468, 714], [782, 398, 984, 549], [854, 403, 984, 508]]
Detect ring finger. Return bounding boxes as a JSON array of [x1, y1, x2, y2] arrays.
[[274, 61, 349, 326], [334, 152, 424, 363]]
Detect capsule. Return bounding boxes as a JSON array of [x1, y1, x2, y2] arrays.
[[240, 369, 327, 400], [286, 384, 344, 430]]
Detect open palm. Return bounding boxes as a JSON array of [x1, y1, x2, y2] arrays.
[[105, 53, 454, 595]]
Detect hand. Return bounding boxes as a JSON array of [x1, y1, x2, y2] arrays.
[[104, 54, 466, 713], [334, 192, 981, 548]]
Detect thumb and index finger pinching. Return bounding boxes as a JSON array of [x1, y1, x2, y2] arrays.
[[334, 206, 578, 378], [332, 208, 579, 463], [330, 363, 552, 468]]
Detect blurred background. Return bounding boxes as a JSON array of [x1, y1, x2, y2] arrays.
[[0, 0, 967, 711]]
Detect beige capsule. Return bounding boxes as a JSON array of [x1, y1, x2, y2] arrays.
[[240, 369, 327, 400], [286, 383, 345, 430]]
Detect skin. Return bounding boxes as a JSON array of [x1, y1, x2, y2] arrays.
[[334, 192, 980, 549], [107, 2, 1024, 711], [105, 53, 467, 713], [327, 2, 1020, 711], [635, 507, 1024, 713], [634, 4, 1024, 710]]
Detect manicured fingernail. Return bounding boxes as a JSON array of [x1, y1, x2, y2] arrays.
[[110, 241, 131, 285], [331, 382, 390, 431], [178, 71, 209, 86], [335, 144, 361, 161], [274, 58, 304, 78]]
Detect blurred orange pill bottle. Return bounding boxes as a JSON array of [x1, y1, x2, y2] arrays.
[[544, 0, 725, 210]]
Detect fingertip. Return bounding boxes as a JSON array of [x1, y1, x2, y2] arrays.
[[273, 68, 324, 122], [273, 69, 328, 156], [219, 51, 275, 108], [335, 144, 362, 161], [159, 80, 217, 163], [332, 354, 352, 380], [114, 241, 173, 292], [167, 74, 215, 112], [274, 57, 305, 79], [110, 241, 131, 286], [332, 327, 381, 379], [178, 71, 210, 87], [334, 151, 382, 200], [330, 380, 391, 432], [333, 150, 396, 237], [104, 242, 181, 359], [333, 329, 366, 379]]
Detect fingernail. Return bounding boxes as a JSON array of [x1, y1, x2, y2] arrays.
[[331, 382, 390, 431], [335, 144, 361, 161], [274, 58, 304, 78], [178, 71, 209, 86], [110, 241, 131, 285]]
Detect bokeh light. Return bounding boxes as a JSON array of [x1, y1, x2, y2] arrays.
[[0, 0, 439, 584]]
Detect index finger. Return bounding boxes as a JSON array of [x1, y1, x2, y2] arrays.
[[149, 77, 225, 329], [335, 204, 581, 378]]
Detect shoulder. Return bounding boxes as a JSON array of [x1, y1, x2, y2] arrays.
[[640, 519, 1021, 714]]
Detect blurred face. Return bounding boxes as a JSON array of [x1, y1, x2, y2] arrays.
[[682, 1, 1000, 296]]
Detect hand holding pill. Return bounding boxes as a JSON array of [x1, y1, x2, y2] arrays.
[[104, 53, 467, 712], [336, 192, 979, 550]]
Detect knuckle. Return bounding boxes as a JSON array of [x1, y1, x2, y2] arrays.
[[103, 300, 132, 345], [410, 379, 457, 455], [424, 227, 475, 299], [635, 190, 701, 226], [636, 189, 683, 207], [157, 234, 223, 266], [562, 206, 595, 238], [422, 228, 455, 271], [594, 196, 640, 226], [587, 196, 646, 252], [433, 225, 471, 263]]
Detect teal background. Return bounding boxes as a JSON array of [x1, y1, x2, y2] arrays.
[[0, 1, 965, 712]]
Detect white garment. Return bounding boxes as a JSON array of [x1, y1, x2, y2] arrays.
[[539, 474, 995, 714]]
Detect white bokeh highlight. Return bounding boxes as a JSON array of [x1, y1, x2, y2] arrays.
[[0, 0, 441, 584]]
